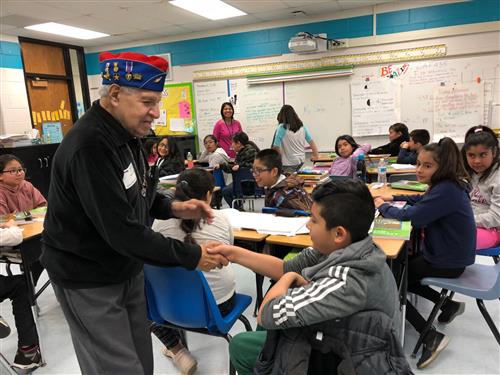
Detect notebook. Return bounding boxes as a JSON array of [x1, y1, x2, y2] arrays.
[[390, 180, 428, 192], [371, 217, 411, 240]]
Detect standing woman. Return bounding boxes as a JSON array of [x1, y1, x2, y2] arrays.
[[213, 102, 242, 158], [273, 104, 319, 173]]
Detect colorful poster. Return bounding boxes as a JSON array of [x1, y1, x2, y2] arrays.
[[154, 82, 196, 135]]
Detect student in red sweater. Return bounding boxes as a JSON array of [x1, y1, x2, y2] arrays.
[[0, 155, 46, 215]]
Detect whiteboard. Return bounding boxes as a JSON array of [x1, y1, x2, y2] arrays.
[[285, 76, 351, 150], [194, 79, 283, 150], [194, 54, 500, 151]]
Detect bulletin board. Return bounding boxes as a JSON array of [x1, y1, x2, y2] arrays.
[[153, 82, 196, 136]]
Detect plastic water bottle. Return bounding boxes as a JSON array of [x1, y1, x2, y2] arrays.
[[377, 158, 387, 185], [355, 154, 366, 181], [186, 152, 194, 169]]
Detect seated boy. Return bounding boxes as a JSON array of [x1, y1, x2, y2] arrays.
[[397, 129, 430, 165], [253, 149, 311, 211], [210, 180, 410, 374]]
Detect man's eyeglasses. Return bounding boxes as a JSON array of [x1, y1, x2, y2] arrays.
[[251, 168, 270, 176], [1, 168, 26, 175]]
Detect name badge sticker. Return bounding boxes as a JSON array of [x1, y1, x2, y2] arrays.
[[122, 163, 137, 189]]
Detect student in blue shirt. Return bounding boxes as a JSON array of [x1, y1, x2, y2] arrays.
[[374, 137, 475, 369]]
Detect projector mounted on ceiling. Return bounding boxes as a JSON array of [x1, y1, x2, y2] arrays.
[[288, 32, 327, 54]]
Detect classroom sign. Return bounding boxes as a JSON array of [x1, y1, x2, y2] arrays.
[[154, 82, 196, 136]]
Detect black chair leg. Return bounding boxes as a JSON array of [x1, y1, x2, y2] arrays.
[[411, 289, 449, 357], [476, 299, 500, 345], [238, 315, 253, 332]]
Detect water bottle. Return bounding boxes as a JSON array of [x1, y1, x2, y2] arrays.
[[355, 154, 366, 181], [186, 151, 194, 169], [377, 158, 387, 185]]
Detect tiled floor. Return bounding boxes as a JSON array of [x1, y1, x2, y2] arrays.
[[0, 255, 498, 375]]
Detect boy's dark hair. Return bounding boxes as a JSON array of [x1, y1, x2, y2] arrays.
[[220, 102, 234, 120], [462, 125, 499, 182], [255, 148, 282, 175], [232, 131, 260, 152], [409, 129, 430, 146], [0, 154, 23, 171], [423, 137, 469, 189], [312, 180, 375, 243], [175, 169, 215, 245], [389, 123, 409, 141], [277, 104, 303, 133], [334, 135, 359, 156]]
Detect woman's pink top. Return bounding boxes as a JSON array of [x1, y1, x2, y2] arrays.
[[0, 180, 47, 215], [213, 119, 242, 158]]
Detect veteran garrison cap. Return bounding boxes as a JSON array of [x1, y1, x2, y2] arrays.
[[99, 51, 168, 92]]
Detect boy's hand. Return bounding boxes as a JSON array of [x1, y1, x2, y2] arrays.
[[207, 244, 242, 263], [231, 164, 240, 171]]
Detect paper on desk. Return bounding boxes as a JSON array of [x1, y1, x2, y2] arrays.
[[222, 209, 309, 236], [390, 164, 415, 170], [159, 174, 179, 181]]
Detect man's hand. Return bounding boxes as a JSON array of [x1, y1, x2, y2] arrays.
[[280, 272, 309, 288], [231, 164, 240, 172], [197, 241, 229, 271], [171, 199, 214, 223]]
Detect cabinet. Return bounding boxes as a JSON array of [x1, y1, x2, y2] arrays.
[[0, 143, 59, 198]]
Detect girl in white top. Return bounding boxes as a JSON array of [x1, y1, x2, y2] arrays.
[[462, 125, 500, 249], [198, 134, 230, 167], [272, 104, 319, 173], [150, 168, 236, 373]]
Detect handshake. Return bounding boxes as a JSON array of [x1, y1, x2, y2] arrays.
[[196, 241, 235, 271]]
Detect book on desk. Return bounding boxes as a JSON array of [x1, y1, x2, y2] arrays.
[[371, 217, 411, 240], [390, 180, 428, 192]]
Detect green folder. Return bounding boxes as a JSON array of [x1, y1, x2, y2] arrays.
[[372, 217, 412, 240], [390, 180, 428, 192]]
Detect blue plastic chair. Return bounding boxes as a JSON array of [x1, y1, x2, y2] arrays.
[[412, 261, 500, 356], [232, 167, 263, 211], [144, 265, 252, 374], [477, 246, 500, 264]]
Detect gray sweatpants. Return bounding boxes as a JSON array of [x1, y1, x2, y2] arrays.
[[52, 272, 153, 375]]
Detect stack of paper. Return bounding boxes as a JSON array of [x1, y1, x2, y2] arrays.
[[222, 209, 309, 236], [371, 217, 411, 240]]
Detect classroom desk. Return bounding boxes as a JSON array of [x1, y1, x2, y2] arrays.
[[306, 183, 424, 196], [366, 165, 416, 175], [265, 234, 405, 259]]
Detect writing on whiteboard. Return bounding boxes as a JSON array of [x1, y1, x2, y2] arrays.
[[351, 80, 401, 137]]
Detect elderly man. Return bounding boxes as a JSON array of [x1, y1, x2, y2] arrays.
[[41, 51, 227, 374]]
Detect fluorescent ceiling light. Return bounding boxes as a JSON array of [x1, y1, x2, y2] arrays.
[[25, 22, 109, 40], [169, 0, 246, 20]]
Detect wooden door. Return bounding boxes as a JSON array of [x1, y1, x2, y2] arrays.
[[21, 41, 74, 138]]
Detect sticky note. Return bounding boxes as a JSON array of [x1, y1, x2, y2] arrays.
[[59, 109, 63, 119], [32, 111, 37, 125], [60, 100, 65, 110], [53, 111, 59, 121], [41, 111, 46, 121], [36, 113, 42, 124], [179, 101, 191, 118]]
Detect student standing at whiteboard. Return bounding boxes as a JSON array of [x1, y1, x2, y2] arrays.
[[272, 104, 319, 173], [370, 123, 409, 156], [213, 102, 242, 158]]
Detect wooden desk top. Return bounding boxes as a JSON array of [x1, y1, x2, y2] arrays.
[[21, 221, 44, 240], [233, 229, 268, 242], [265, 234, 404, 259], [366, 166, 416, 175], [307, 183, 423, 196]]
